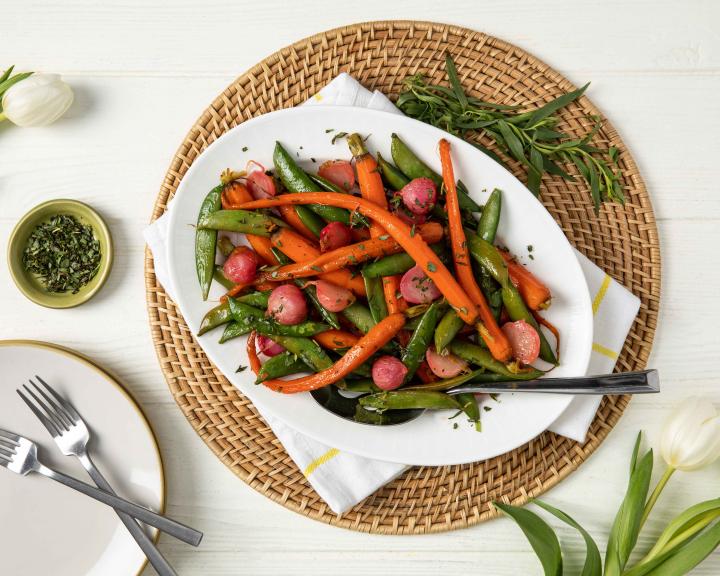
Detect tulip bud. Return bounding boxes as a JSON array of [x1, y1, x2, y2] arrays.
[[660, 396, 720, 471], [1, 73, 74, 127]]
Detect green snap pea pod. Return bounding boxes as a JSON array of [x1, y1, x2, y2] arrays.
[[307, 172, 345, 193], [359, 390, 462, 412], [342, 301, 376, 334], [337, 379, 381, 393], [362, 243, 446, 278], [295, 206, 325, 237], [403, 316, 423, 332], [270, 334, 335, 374], [465, 231, 557, 364], [401, 300, 446, 382], [456, 393, 481, 431], [219, 321, 247, 343], [198, 302, 232, 336], [404, 369, 486, 392], [376, 153, 410, 190], [449, 340, 544, 379], [213, 265, 235, 290], [272, 248, 341, 329], [434, 309, 466, 354], [478, 189, 502, 242], [195, 184, 223, 300], [363, 272, 388, 324], [273, 142, 350, 224], [197, 210, 280, 236], [353, 405, 417, 425], [236, 290, 271, 309], [390, 133, 481, 212], [217, 235, 235, 257], [256, 352, 310, 383], [228, 299, 329, 337]]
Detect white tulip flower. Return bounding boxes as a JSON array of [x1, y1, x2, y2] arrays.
[[1, 73, 74, 127], [660, 396, 720, 471]]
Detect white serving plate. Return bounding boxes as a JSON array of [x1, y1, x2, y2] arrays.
[[167, 106, 592, 466], [0, 341, 164, 576]]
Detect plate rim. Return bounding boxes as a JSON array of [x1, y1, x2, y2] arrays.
[[0, 339, 165, 576], [166, 105, 593, 465]]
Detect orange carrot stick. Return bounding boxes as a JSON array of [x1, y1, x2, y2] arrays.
[[270, 228, 366, 296], [500, 251, 552, 310], [278, 205, 318, 241], [314, 329, 360, 350], [348, 133, 388, 238], [247, 235, 279, 265], [439, 139, 512, 362], [382, 275, 406, 315], [236, 194, 477, 324], [261, 313, 405, 393], [247, 331, 262, 376]]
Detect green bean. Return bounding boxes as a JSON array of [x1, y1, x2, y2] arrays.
[[376, 153, 410, 190], [195, 184, 223, 300], [213, 265, 235, 290], [390, 133, 481, 212], [228, 299, 329, 337], [434, 309, 465, 354], [273, 142, 350, 224], [402, 300, 446, 381], [404, 369, 486, 392], [256, 352, 310, 383], [362, 243, 446, 278], [449, 340, 544, 379], [307, 172, 345, 193], [363, 272, 388, 324], [270, 334, 334, 373], [342, 301, 376, 334], [456, 393, 481, 431], [197, 209, 279, 236], [478, 189, 502, 242], [359, 390, 462, 412], [198, 302, 232, 335]]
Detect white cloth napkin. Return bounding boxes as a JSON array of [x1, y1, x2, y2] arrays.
[[144, 73, 640, 514]]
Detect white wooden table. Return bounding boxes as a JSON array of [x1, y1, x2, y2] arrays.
[[3, 2, 719, 574]]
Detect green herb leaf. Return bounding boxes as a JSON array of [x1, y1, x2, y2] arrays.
[[444, 53, 468, 110], [524, 83, 590, 129], [494, 501, 563, 576], [533, 500, 602, 576]]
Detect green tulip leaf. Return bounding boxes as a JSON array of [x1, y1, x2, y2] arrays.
[[533, 500, 602, 576], [644, 519, 720, 575], [605, 432, 653, 576], [494, 501, 562, 576]]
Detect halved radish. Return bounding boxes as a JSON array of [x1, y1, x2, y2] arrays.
[[426, 346, 468, 378], [223, 246, 258, 284], [267, 284, 308, 325], [400, 265, 441, 304], [257, 334, 284, 357], [247, 170, 277, 200], [313, 279, 355, 312], [400, 177, 437, 215], [372, 356, 408, 391], [319, 160, 355, 191], [501, 320, 541, 364], [319, 221, 353, 252]]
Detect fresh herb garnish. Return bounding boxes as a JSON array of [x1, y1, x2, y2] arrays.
[[23, 214, 101, 294], [242, 146, 248, 152], [236, 364, 247, 373], [331, 131, 348, 145], [397, 53, 624, 212]]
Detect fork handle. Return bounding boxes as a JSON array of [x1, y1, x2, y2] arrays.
[[36, 464, 203, 547]]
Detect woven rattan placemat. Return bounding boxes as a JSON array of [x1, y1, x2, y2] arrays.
[[145, 21, 660, 534]]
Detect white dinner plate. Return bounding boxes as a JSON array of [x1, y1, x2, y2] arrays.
[[0, 341, 164, 576], [167, 106, 592, 466]]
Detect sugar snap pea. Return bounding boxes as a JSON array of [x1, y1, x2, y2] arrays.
[[342, 301, 376, 334], [478, 188, 502, 242], [434, 308, 466, 354], [363, 272, 388, 323], [401, 300, 446, 382], [213, 265, 235, 290], [228, 299, 329, 337], [404, 368, 486, 392], [198, 302, 232, 336], [449, 340, 544, 379], [307, 172, 345, 193], [362, 243, 446, 278], [456, 393, 481, 431], [273, 142, 350, 224], [338, 379, 382, 393], [376, 153, 410, 190], [295, 206, 325, 237], [195, 184, 223, 300], [359, 390, 462, 412], [256, 352, 310, 383], [197, 209, 281, 236], [270, 334, 335, 373]]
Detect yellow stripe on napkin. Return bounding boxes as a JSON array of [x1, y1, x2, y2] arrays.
[[592, 342, 618, 360], [303, 448, 340, 477], [592, 274, 612, 315]]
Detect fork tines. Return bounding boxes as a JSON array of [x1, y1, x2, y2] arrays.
[[17, 376, 78, 437]]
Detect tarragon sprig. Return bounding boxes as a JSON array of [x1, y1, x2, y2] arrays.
[[396, 54, 624, 213]]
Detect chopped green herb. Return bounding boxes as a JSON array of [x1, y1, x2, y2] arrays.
[[325, 128, 334, 133], [242, 146, 248, 152], [311, 265, 322, 272], [236, 364, 247, 373], [331, 131, 348, 145], [427, 262, 437, 272], [453, 422, 459, 429], [378, 234, 390, 241], [527, 244, 534, 252], [483, 406, 492, 412]]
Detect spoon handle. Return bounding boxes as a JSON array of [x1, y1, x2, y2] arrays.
[[447, 369, 659, 396]]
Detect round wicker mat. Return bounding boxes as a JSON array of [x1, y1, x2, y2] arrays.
[[145, 21, 660, 534]]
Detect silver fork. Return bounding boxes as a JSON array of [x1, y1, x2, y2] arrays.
[[15, 377, 202, 575]]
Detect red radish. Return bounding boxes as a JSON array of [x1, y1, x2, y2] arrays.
[[267, 284, 308, 325], [426, 346, 468, 378], [400, 265, 441, 304], [502, 320, 541, 364], [313, 279, 355, 312], [256, 334, 284, 357], [223, 246, 258, 284], [319, 160, 355, 191], [400, 177, 437, 215], [319, 221, 353, 252], [371, 356, 408, 391], [393, 205, 427, 226], [246, 170, 277, 200]]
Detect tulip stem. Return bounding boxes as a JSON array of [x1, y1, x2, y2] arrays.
[[0, 112, 6, 122], [640, 466, 675, 528]]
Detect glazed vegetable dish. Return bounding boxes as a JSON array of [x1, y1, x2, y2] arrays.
[[195, 133, 559, 428]]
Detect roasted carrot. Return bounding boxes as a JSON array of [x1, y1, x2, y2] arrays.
[[348, 133, 388, 238], [270, 228, 366, 296], [278, 205, 318, 241], [261, 313, 405, 393], [236, 194, 478, 324], [247, 235, 279, 265], [314, 329, 360, 350], [439, 139, 512, 362], [500, 251, 552, 310], [259, 222, 443, 282], [247, 331, 262, 376], [382, 275, 406, 314]]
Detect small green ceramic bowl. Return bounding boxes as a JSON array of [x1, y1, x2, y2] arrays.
[[7, 199, 114, 308]]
